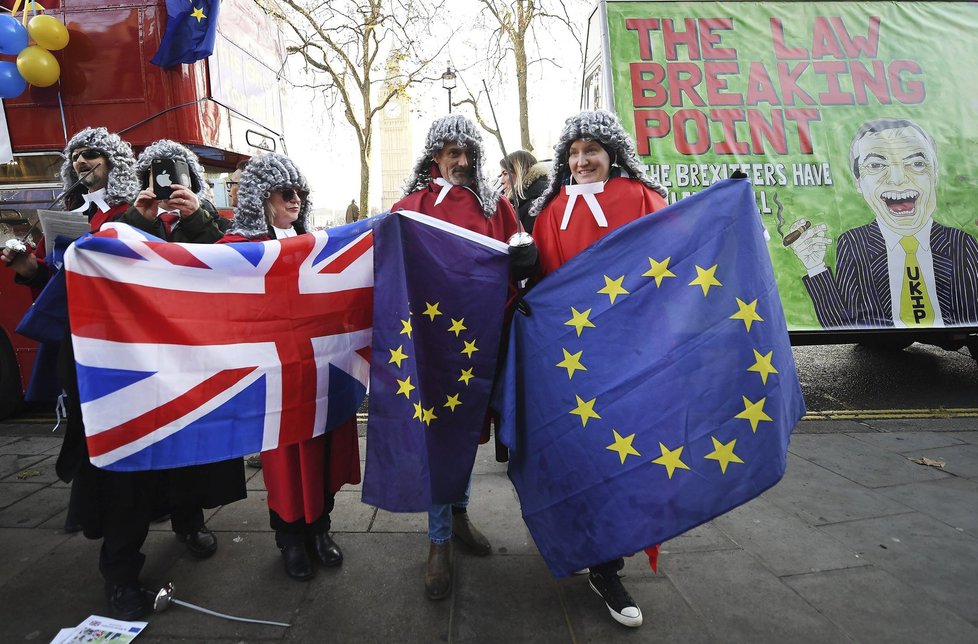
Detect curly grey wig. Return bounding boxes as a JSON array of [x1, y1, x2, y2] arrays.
[[229, 153, 311, 239], [402, 114, 500, 218], [134, 139, 209, 200], [60, 127, 139, 209], [530, 110, 667, 217]]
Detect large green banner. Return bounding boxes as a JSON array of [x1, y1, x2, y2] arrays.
[[606, 1, 978, 332]]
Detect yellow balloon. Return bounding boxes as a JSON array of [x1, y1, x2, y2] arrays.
[[16, 46, 60, 87], [28, 15, 70, 51]]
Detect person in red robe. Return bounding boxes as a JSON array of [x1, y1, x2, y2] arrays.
[[220, 153, 361, 581], [528, 110, 668, 628], [392, 114, 519, 601]]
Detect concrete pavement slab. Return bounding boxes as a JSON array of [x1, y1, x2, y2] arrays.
[[912, 443, 978, 478], [784, 566, 978, 643], [656, 521, 737, 556], [0, 527, 76, 586], [788, 434, 949, 488], [370, 507, 428, 533], [0, 480, 45, 510], [818, 511, 978, 625], [663, 548, 847, 642], [954, 431, 978, 445], [0, 486, 69, 528], [292, 532, 451, 643], [1, 453, 60, 485], [332, 489, 378, 533], [711, 496, 867, 576], [204, 492, 271, 533], [761, 453, 910, 525], [453, 554, 570, 643], [0, 434, 63, 456], [847, 430, 967, 453], [0, 452, 48, 480]]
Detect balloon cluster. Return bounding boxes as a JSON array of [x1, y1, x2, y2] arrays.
[[0, 8, 69, 98]]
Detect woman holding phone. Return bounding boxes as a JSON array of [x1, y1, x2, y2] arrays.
[[220, 153, 361, 581]]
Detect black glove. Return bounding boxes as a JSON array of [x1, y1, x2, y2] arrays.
[[731, 169, 748, 179], [508, 232, 539, 282]]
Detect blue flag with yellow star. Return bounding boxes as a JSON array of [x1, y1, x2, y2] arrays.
[[499, 179, 805, 578], [151, 0, 221, 67], [362, 211, 510, 512]]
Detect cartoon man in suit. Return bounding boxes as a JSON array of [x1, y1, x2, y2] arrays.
[[788, 118, 978, 328]]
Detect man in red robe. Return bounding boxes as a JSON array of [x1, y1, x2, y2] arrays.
[[392, 114, 518, 600]]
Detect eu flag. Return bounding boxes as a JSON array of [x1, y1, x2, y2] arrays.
[[362, 211, 510, 512], [499, 179, 805, 578], [151, 0, 221, 67]]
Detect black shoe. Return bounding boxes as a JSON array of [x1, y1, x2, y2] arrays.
[[281, 544, 314, 580], [588, 570, 643, 627], [309, 532, 343, 567], [177, 528, 218, 559], [104, 582, 151, 621]]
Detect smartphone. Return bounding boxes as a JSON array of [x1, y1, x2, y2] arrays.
[[150, 158, 191, 201]]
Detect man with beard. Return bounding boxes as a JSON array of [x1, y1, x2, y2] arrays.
[[392, 114, 518, 600]]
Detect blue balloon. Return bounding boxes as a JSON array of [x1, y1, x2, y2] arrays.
[[0, 61, 26, 99], [0, 15, 29, 56]]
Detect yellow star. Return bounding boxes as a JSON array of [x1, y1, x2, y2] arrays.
[[422, 406, 437, 425], [564, 307, 596, 337], [597, 275, 629, 304], [444, 394, 462, 411], [735, 395, 773, 433], [395, 376, 415, 398], [569, 395, 601, 428], [190, 6, 206, 22], [448, 318, 467, 336], [704, 436, 744, 474], [388, 345, 409, 368], [461, 340, 478, 358], [606, 429, 641, 464], [556, 348, 587, 379], [730, 297, 764, 332], [747, 349, 778, 385], [689, 264, 722, 296], [422, 302, 442, 321], [412, 401, 423, 421], [651, 442, 690, 479], [458, 368, 474, 385], [399, 318, 413, 339], [642, 256, 676, 287]]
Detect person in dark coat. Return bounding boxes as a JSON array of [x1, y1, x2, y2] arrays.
[[499, 150, 549, 233]]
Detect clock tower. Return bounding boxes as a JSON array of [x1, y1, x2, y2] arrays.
[[380, 95, 414, 210]]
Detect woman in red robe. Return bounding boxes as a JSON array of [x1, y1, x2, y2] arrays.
[[220, 153, 360, 581], [528, 110, 668, 628]]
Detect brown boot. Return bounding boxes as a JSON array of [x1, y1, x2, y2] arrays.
[[452, 512, 491, 556], [425, 542, 453, 600]]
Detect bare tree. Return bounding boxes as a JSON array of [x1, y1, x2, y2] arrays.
[[474, 0, 584, 154], [254, 0, 447, 217]]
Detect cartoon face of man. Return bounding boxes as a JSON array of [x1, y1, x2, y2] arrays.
[[852, 125, 938, 235]]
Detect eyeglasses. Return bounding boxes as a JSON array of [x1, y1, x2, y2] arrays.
[[279, 187, 308, 202], [72, 149, 105, 162]]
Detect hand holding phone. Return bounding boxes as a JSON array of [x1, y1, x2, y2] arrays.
[[150, 158, 192, 201]]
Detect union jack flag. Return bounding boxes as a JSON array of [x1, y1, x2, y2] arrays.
[[64, 222, 374, 471]]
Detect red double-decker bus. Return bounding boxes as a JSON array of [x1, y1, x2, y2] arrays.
[[0, 0, 287, 417]]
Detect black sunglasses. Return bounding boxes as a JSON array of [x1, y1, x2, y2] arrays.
[[72, 149, 105, 162], [279, 187, 308, 202]]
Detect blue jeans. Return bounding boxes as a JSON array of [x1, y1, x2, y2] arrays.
[[428, 480, 471, 544]]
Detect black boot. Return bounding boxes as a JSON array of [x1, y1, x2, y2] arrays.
[[309, 532, 343, 567], [104, 581, 151, 621]]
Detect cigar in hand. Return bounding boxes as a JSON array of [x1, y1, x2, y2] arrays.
[[783, 220, 811, 246]]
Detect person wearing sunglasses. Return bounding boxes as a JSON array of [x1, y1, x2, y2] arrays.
[[2, 127, 139, 289], [220, 153, 360, 582]]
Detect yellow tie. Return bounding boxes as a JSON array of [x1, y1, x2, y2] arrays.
[[899, 236, 933, 327]]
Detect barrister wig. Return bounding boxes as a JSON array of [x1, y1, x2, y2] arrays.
[[60, 127, 139, 209], [530, 110, 667, 217], [402, 114, 501, 218], [134, 139, 209, 199], [229, 153, 311, 239]]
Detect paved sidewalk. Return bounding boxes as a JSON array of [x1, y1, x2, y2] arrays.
[[1, 418, 977, 643]]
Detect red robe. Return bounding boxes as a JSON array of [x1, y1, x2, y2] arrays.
[[217, 231, 361, 523], [533, 177, 667, 276]]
